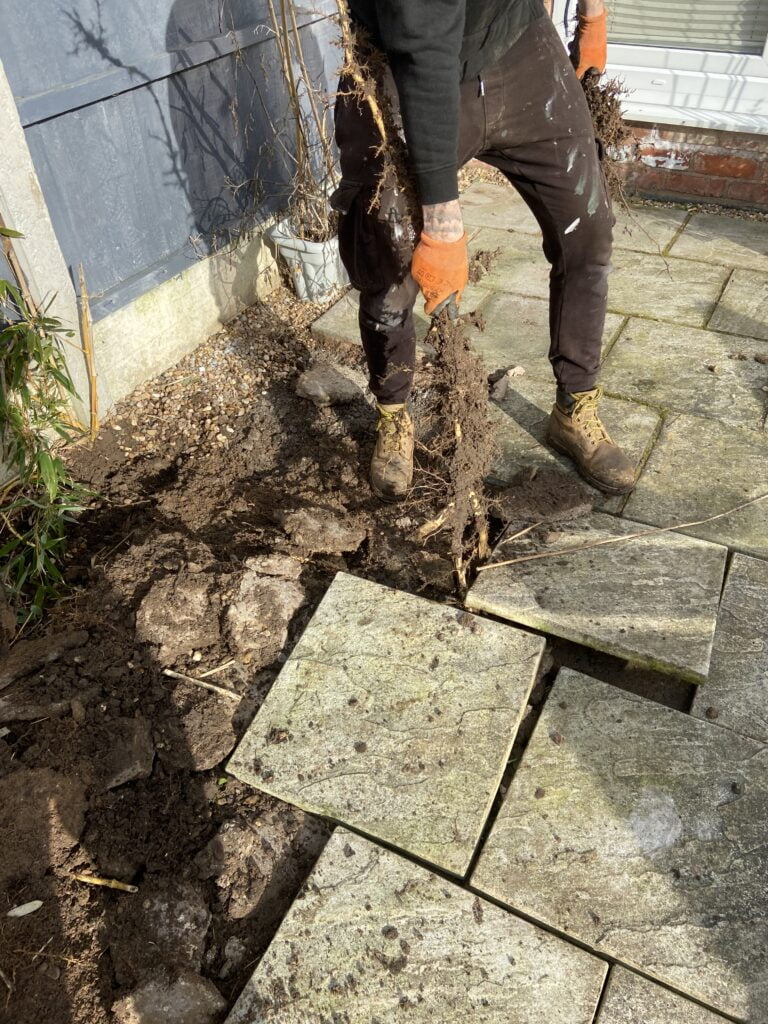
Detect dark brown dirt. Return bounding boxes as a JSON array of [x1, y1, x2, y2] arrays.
[[468, 247, 501, 284]]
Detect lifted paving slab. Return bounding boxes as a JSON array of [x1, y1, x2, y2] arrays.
[[226, 829, 608, 1024], [691, 554, 768, 744], [471, 669, 768, 1022], [489, 378, 661, 513], [227, 572, 545, 875], [596, 968, 729, 1024], [624, 413, 768, 559], [466, 512, 726, 682], [600, 317, 768, 430], [669, 212, 768, 274], [708, 269, 768, 341]]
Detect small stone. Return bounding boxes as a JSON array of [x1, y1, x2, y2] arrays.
[[705, 706, 719, 720], [111, 971, 226, 1024], [534, 787, 546, 799], [101, 718, 154, 790], [295, 360, 362, 407]]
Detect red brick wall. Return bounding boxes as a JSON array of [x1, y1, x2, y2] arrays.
[[615, 123, 768, 211]]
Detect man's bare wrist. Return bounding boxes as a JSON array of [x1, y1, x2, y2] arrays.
[[422, 201, 464, 242], [579, 0, 606, 16]]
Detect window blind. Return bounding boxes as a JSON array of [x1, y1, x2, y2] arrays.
[[608, 0, 768, 55]]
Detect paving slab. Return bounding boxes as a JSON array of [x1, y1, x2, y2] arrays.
[[461, 181, 688, 254], [691, 554, 768, 744], [465, 511, 726, 681], [489, 378, 661, 514], [600, 317, 768, 430], [669, 212, 768, 273], [624, 412, 768, 559], [607, 251, 729, 328], [709, 269, 768, 341], [596, 968, 730, 1024], [311, 283, 493, 348], [226, 829, 608, 1024], [471, 669, 768, 1022], [467, 291, 625, 380], [227, 572, 545, 875]]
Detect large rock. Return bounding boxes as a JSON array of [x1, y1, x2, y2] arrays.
[[136, 572, 220, 663], [112, 971, 226, 1024], [295, 360, 362, 407], [226, 567, 304, 664]]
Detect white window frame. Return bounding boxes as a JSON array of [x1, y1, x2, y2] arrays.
[[552, 1, 768, 134]]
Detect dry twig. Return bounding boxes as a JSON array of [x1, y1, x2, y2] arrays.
[[162, 667, 241, 701]]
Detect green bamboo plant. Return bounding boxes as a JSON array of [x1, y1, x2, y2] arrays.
[[1, 225, 86, 630]]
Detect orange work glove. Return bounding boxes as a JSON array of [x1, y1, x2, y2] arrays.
[[411, 232, 468, 316], [573, 8, 608, 79]]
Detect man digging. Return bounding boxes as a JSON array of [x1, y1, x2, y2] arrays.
[[333, 0, 636, 501]]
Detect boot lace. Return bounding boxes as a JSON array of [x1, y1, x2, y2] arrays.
[[377, 408, 410, 457], [571, 387, 613, 445]]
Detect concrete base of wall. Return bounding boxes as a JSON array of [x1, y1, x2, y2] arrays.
[[92, 230, 280, 412]]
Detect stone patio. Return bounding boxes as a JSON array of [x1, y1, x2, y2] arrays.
[[225, 830, 608, 1024], [228, 183, 768, 1024], [228, 572, 545, 874], [471, 669, 768, 1022]]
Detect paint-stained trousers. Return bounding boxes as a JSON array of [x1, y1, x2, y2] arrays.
[[331, 15, 613, 404]]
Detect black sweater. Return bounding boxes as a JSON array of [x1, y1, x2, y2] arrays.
[[347, 0, 544, 205]]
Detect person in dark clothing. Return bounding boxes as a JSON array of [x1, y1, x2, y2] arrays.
[[333, 0, 635, 501]]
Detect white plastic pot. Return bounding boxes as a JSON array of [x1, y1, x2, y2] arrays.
[[270, 218, 349, 303]]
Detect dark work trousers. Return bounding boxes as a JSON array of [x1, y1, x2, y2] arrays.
[[331, 14, 613, 405]]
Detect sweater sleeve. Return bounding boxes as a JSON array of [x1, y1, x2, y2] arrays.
[[373, 1, 466, 206]]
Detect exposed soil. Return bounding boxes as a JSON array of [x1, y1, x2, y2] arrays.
[[0, 285, 695, 1024]]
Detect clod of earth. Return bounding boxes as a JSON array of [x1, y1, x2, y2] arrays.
[[111, 971, 226, 1024], [135, 572, 221, 664], [280, 506, 368, 554], [295, 359, 364, 407], [226, 567, 306, 664]]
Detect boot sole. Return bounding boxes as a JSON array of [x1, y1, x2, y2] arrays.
[[370, 482, 410, 504], [547, 436, 636, 497]]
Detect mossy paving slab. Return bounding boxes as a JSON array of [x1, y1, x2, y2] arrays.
[[225, 829, 608, 1024], [708, 269, 768, 341], [600, 317, 768, 430], [607, 250, 729, 328], [466, 511, 726, 681], [471, 670, 768, 1022], [227, 572, 545, 875], [467, 291, 625, 380], [691, 554, 768, 744], [669, 212, 768, 273], [461, 181, 688, 254], [623, 413, 768, 559], [596, 968, 730, 1024], [488, 378, 661, 514]]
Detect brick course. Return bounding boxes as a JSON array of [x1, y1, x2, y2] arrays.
[[616, 123, 768, 211]]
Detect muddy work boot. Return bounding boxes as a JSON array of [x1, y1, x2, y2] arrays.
[[370, 403, 414, 502], [547, 386, 636, 495]]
